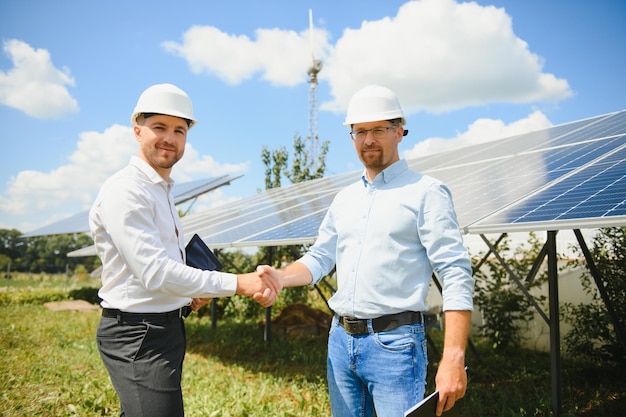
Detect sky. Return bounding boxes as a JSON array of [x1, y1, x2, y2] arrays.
[[1, 0, 625, 235]]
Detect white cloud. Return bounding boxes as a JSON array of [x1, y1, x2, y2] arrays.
[[0, 39, 79, 118], [162, 25, 330, 87], [1, 125, 135, 217], [162, 0, 572, 115], [403, 110, 553, 159], [0, 124, 248, 230], [174, 145, 249, 182], [323, 0, 572, 113]]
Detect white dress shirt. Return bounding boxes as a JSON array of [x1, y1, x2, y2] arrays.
[[89, 156, 237, 312]]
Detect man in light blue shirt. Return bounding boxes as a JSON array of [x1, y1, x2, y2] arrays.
[[260, 85, 474, 417]]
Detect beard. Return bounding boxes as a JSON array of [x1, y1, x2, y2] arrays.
[[359, 146, 385, 170], [143, 143, 183, 170]]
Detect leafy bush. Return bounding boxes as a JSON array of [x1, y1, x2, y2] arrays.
[[68, 287, 101, 304], [563, 227, 626, 364], [472, 233, 548, 350], [0, 288, 69, 305], [0, 276, 100, 306]]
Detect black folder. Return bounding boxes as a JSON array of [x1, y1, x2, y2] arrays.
[[185, 234, 223, 271]]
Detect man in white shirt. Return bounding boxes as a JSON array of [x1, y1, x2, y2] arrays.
[[90, 83, 281, 417]]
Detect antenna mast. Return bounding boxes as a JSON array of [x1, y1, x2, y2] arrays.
[[307, 9, 323, 167]]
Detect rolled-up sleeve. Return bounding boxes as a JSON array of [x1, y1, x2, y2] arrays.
[[419, 183, 474, 311]]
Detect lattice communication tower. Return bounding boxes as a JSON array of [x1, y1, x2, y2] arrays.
[[307, 9, 323, 166]]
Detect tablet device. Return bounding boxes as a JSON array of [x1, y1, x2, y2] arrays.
[[185, 234, 223, 271], [404, 391, 463, 417]]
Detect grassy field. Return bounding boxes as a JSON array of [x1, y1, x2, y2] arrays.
[[0, 303, 330, 416], [1, 275, 624, 416]]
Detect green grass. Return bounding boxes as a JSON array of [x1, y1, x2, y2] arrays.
[[0, 304, 330, 417], [1, 272, 96, 290], [1, 275, 624, 416]]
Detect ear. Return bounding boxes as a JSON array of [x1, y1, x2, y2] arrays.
[[134, 125, 142, 142], [395, 126, 404, 144]]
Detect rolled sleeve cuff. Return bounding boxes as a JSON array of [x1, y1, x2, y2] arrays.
[[216, 272, 238, 296], [296, 256, 323, 286]]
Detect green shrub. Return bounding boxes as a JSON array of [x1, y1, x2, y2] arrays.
[[563, 227, 626, 364], [68, 287, 101, 304], [472, 233, 548, 350], [0, 283, 100, 306], [0, 288, 69, 305]]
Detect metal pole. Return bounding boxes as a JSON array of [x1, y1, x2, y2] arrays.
[[547, 231, 562, 416], [211, 298, 217, 330], [264, 306, 272, 343], [264, 246, 274, 343]]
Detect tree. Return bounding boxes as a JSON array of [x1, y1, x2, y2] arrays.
[[261, 145, 288, 190], [0, 229, 26, 262], [0, 229, 98, 274], [259, 133, 330, 305], [261, 133, 329, 189]]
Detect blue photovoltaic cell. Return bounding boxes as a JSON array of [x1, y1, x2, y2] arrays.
[[493, 142, 626, 224], [181, 170, 358, 246]]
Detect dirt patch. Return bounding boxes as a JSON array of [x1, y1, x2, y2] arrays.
[[44, 300, 100, 312], [270, 302, 332, 338]]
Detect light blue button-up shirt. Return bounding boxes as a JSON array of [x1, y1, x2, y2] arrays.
[[298, 159, 474, 318]]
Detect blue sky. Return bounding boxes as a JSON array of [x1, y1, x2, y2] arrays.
[[1, 0, 624, 234]]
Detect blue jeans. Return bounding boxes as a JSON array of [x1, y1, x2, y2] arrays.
[[327, 316, 427, 417]]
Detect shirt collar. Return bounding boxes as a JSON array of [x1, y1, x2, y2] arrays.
[[360, 159, 408, 187], [129, 156, 175, 188]]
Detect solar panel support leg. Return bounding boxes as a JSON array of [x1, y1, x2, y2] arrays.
[[547, 230, 562, 416]]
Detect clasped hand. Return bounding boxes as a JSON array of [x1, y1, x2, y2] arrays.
[[252, 265, 283, 307], [191, 265, 283, 312]]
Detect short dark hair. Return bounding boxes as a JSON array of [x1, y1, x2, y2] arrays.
[[142, 112, 192, 127], [388, 118, 408, 136]]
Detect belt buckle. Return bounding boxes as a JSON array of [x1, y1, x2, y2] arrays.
[[343, 317, 367, 335]]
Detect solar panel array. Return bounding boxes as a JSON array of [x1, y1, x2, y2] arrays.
[[22, 174, 240, 238], [181, 109, 626, 248]]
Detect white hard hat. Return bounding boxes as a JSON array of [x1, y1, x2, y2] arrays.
[[130, 83, 197, 128], [343, 85, 406, 127]]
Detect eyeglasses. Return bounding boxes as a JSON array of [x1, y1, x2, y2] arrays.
[[350, 126, 398, 141]]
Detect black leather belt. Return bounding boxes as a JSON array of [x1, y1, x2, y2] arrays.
[[102, 306, 192, 321], [338, 311, 423, 335]]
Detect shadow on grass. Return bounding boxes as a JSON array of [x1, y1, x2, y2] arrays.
[[184, 317, 626, 417], [184, 317, 328, 383], [459, 340, 626, 417]]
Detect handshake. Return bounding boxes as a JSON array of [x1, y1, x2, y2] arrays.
[[245, 265, 285, 307], [190, 264, 286, 311]]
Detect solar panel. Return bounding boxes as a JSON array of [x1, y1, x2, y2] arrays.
[[178, 109, 626, 249], [22, 174, 240, 238], [467, 139, 626, 233], [180, 171, 357, 247], [425, 132, 626, 229], [171, 174, 242, 205]]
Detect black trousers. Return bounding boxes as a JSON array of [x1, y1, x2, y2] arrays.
[[96, 314, 187, 417]]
